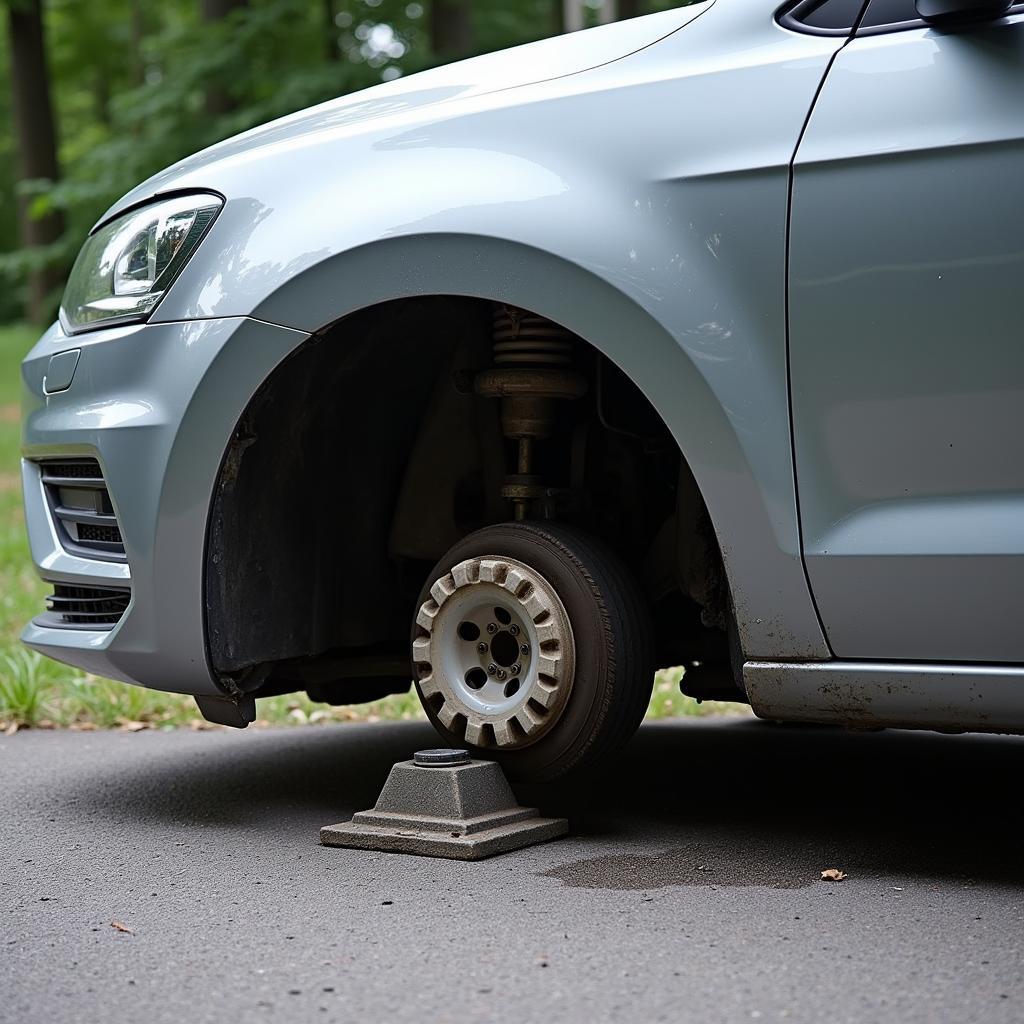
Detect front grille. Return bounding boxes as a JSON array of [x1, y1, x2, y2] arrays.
[[44, 584, 130, 626], [39, 458, 126, 561]]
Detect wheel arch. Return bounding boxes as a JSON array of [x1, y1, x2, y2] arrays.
[[243, 231, 826, 661]]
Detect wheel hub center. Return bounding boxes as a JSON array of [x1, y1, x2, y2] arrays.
[[488, 629, 520, 668]]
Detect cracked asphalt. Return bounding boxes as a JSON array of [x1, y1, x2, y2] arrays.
[[2, 718, 1022, 1023]]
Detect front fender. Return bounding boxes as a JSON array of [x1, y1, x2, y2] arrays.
[[143, 0, 840, 658]]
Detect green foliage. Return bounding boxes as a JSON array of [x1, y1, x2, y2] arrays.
[[0, 648, 53, 726], [646, 666, 748, 719], [0, 327, 51, 673]]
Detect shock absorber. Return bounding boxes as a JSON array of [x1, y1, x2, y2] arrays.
[[474, 306, 587, 520]]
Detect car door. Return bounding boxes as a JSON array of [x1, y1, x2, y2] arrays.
[[789, 0, 1024, 663]]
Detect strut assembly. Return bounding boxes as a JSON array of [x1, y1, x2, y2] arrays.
[[474, 306, 587, 520]]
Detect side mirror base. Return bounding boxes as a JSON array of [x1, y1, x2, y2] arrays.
[[915, 0, 1012, 24]]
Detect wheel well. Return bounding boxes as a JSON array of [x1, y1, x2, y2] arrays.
[[204, 296, 737, 703]]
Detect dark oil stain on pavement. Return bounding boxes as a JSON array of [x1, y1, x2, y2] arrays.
[[542, 844, 813, 890]]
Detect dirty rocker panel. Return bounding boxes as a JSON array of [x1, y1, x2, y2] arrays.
[[744, 661, 1024, 732]]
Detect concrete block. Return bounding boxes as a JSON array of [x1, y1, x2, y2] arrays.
[[320, 754, 568, 860]]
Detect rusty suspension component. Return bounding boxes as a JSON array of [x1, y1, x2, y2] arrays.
[[474, 306, 587, 520]]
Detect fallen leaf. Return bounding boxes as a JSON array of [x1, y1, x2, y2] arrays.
[[110, 921, 135, 935], [820, 868, 847, 881], [117, 720, 149, 732], [3, 723, 19, 736]]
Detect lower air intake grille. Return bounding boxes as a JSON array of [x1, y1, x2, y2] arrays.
[[77, 522, 123, 545], [39, 457, 125, 561], [44, 584, 130, 627]]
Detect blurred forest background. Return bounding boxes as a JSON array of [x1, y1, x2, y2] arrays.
[[1, 0, 693, 327]]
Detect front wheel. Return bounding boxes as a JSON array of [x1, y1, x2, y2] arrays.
[[411, 522, 654, 782]]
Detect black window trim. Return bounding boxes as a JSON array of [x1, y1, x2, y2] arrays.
[[776, 0, 864, 36], [778, 0, 1024, 36]]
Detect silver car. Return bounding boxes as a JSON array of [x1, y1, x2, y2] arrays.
[[19, 0, 1024, 780]]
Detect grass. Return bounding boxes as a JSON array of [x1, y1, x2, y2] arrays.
[[0, 322, 745, 731]]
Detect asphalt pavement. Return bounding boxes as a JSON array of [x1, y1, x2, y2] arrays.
[[2, 717, 1022, 1023]]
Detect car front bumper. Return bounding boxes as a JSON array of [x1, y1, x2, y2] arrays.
[[20, 315, 309, 695]]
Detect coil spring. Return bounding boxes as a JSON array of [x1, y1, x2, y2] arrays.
[[492, 306, 575, 366]]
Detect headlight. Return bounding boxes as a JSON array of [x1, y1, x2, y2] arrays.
[[60, 193, 222, 333]]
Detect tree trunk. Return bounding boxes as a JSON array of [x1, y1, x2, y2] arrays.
[[618, 0, 644, 19], [324, 0, 338, 62], [200, 0, 247, 21], [430, 0, 472, 59], [6, 0, 65, 324], [94, 69, 112, 127], [562, 0, 584, 31], [200, 0, 248, 115], [130, 0, 149, 86]]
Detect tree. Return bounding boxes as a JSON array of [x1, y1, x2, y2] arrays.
[[200, 0, 248, 114], [618, 0, 645, 18], [5, 0, 64, 323], [130, 0, 151, 86], [430, 0, 472, 59], [323, 0, 337, 61]]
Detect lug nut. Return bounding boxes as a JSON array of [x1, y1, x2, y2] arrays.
[[477, 642, 488, 654], [511, 663, 522, 676], [509, 624, 520, 636], [520, 643, 530, 656], [487, 664, 497, 676], [486, 623, 497, 635], [496, 668, 507, 681]]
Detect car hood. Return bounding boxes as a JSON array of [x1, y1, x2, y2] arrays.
[[103, 4, 710, 223]]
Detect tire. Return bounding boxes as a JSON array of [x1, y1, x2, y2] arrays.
[[411, 521, 654, 782]]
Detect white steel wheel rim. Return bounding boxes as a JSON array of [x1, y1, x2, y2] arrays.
[[413, 556, 576, 750]]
